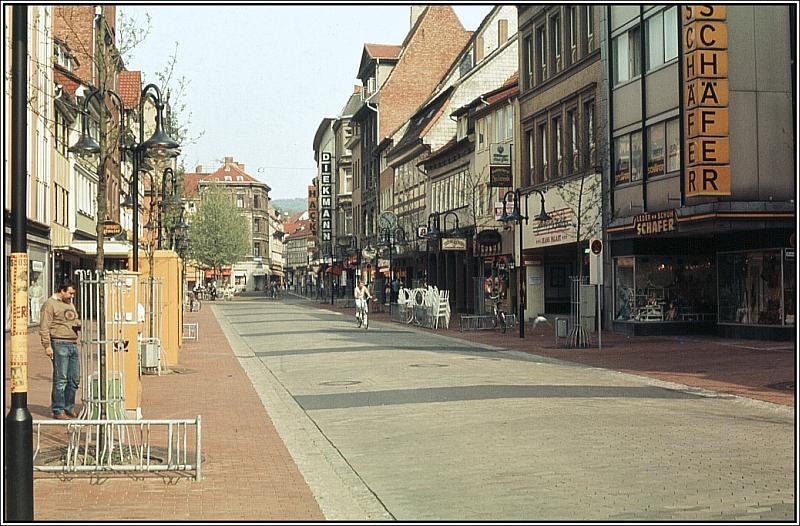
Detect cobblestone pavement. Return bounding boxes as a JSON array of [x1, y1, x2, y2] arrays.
[[4, 304, 324, 521]]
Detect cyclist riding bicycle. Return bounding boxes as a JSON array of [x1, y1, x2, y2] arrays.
[[354, 279, 373, 327]]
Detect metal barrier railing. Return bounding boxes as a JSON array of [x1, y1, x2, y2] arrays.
[[32, 417, 202, 480]]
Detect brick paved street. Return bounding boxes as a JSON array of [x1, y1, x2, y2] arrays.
[[4, 304, 323, 521], [4, 293, 794, 520]]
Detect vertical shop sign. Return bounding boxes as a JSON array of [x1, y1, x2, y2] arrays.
[[308, 184, 317, 240], [320, 152, 332, 243], [682, 5, 731, 196]]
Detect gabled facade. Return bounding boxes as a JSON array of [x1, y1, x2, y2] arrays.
[[384, 5, 520, 311], [183, 157, 273, 292]]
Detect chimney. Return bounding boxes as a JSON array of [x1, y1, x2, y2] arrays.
[[410, 5, 427, 29], [353, 84, 362, 94], [224, 156, 234, 167], [195, 164, 203, 173]]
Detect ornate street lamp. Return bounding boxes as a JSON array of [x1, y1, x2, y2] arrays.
[[499, 188, 550, 338], [71, 83, 180, 272]]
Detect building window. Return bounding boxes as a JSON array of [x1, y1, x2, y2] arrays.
[[614, 134, 631, 185], [586, 5, 596, 52], [552, 116, 563, 178], [538, 122, 548, 182], [566, 109, 578, 173], [614, 255, 716, 323], [718, 250, 794, 326], [584, 100, 596, 167], [630, 131, 643, 181], [647, 122, 666, 177], [536, 25, 547, 83], [568, 6, 578, 63], [613, 25, 641, 85], [666, 118, 681, 173], [477, 117, 486, 149], [525, 129, 534, 187], [551, 14, 562, 73], [646, 7, 679, 71], [254, 243, 260, 257], [236, 195, 244, 208], [523, 35, 534, 90]]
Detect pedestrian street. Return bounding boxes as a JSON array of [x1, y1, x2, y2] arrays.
[[214, 296, 795, 521]]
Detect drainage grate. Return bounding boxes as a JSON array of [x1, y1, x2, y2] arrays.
[[319, 380, 362, 386], [409, 363, 449, 368]]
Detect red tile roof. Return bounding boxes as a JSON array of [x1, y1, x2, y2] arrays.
[[183, 172, 205, 197], [118, 70, 141, 109], [364, 43, 402, 59], [206, 162, 261, 184]]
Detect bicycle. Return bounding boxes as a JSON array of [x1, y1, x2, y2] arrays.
[[355, 298, 371, 329], [490, 293, 507, 333], [184, 292, 202, 312]]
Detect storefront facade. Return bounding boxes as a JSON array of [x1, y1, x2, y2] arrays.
[[608, 210, 794, 339], [605, 5, 795, 339]]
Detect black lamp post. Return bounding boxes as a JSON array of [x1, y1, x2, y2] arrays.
[[70, 83, 180, 272], [499, 189, 550, 338], [377, 226, 408, 301]]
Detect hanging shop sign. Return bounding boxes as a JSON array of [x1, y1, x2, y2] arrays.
[[441, 237, 467, 251], [682, 5, 731, 197], [489, 143, 511, 166], [320, 152, 332, 243], [489, 166, 512, 187], [476, 229, 502, 247], [489, 143, 512, 188], [633, 210, 678, 236], [102, 220, 122, 237]]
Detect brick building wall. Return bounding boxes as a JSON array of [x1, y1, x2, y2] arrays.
[[379, 6, 471, 140]]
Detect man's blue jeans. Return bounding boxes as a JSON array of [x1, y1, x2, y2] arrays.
[[51, 340, 80, 414]]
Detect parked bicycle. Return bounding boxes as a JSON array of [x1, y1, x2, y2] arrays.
[[184, 291, 202, 312], [490, 293, 508, 333]]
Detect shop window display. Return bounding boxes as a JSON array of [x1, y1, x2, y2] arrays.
[[718, 250, 794, 326], [614, 255, 715, 322]]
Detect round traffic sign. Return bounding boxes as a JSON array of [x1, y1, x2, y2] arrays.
[[590, 239, 602, 255]]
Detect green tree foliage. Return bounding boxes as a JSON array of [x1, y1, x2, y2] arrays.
[[188, 185, 249, 274]]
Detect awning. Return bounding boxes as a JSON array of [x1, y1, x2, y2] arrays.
[[271, 269, 285, 277], [204, 268, 232, 278], [70, 240, 131, 257], [326, 266, 343, 275]]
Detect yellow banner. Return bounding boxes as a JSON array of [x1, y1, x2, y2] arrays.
[[9, 252, 29, 394]]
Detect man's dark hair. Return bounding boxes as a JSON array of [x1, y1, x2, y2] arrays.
[[56, 281, 76, 293]]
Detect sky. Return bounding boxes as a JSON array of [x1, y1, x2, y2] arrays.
[[118, 4, 495, 200]]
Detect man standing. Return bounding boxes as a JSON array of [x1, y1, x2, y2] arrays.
[[39, 281, 81, 419]]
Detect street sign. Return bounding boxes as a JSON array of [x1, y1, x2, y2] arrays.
[[417, 225, 428, 239], [590, 239, 603, 255], [489, 143, 511, 166]]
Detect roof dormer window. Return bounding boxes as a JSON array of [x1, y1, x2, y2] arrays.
[[224, 175, 232, 181]]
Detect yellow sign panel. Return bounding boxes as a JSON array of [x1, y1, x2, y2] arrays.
[[683, 5, 726, 24], [684, 20, 728, 51], [686, 136, 730, 166], [683, 5, 730, 198], [685, 107, 729, 138], [686, 165, 731, 196], [684, 49, 728, 80], [685, 78, 729, 109]]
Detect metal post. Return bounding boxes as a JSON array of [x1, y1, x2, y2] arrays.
[[6, 5, 34, 520], [518, 210, 525, 339], [132, 150, 140, 272]]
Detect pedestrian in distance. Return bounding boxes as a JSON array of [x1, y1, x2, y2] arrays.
[[39, 281, 81, 420]]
